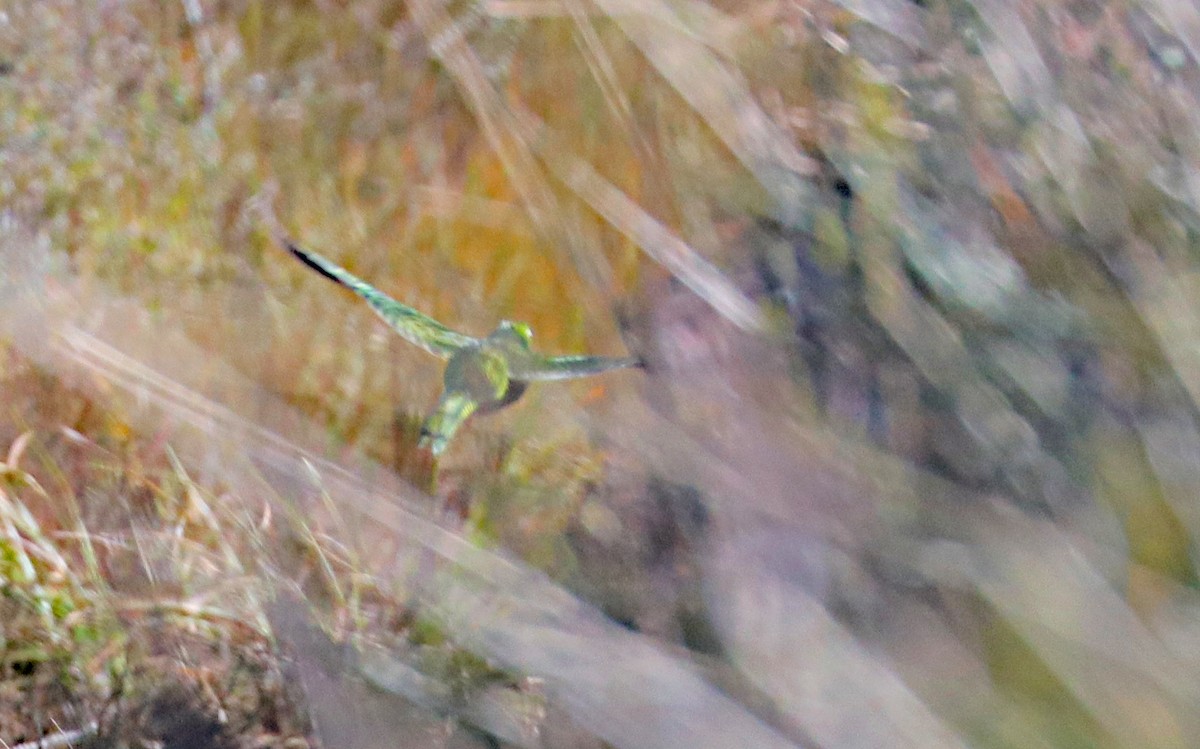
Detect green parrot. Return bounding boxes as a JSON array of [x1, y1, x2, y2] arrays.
[[284, 241, 643, 456]]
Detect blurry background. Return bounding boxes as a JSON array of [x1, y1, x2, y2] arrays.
[[2, 0, 1200, 747]]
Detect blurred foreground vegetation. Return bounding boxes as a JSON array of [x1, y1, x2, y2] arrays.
[[3, 0, 1200, 747]]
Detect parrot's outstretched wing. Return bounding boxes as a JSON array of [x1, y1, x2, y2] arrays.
[[285, 242, 477, 359], [509, 353, 644, 382], [419, 391, 479, 456]]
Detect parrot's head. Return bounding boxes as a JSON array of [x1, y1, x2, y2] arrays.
[[495, 320, 534, 348]]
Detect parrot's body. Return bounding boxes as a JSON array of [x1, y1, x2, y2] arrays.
[[285, 242, 642, 455]]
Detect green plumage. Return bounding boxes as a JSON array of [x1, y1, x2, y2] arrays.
[[285, 242, 643, 456], [420, 391, 479, 457], [286, 243, 477, 358]]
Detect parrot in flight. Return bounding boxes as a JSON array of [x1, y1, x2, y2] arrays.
[[284, 241, 643, 456]]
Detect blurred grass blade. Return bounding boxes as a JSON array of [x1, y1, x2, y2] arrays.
[[964, 509, 1200, 746], [828, 0, 927, 48], [1143, 0, 1200, 63], [533, 120, 767, 332], [1119, 239, 1200, 412], [410, 0, 615, 292], [564, 0, 638, 133], [709, 548, 970, 749], [590, 0, 814, 223], [967, 0, 1056, 107]]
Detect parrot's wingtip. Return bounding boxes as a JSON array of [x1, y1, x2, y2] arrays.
[[281, 239, 343, 286]]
